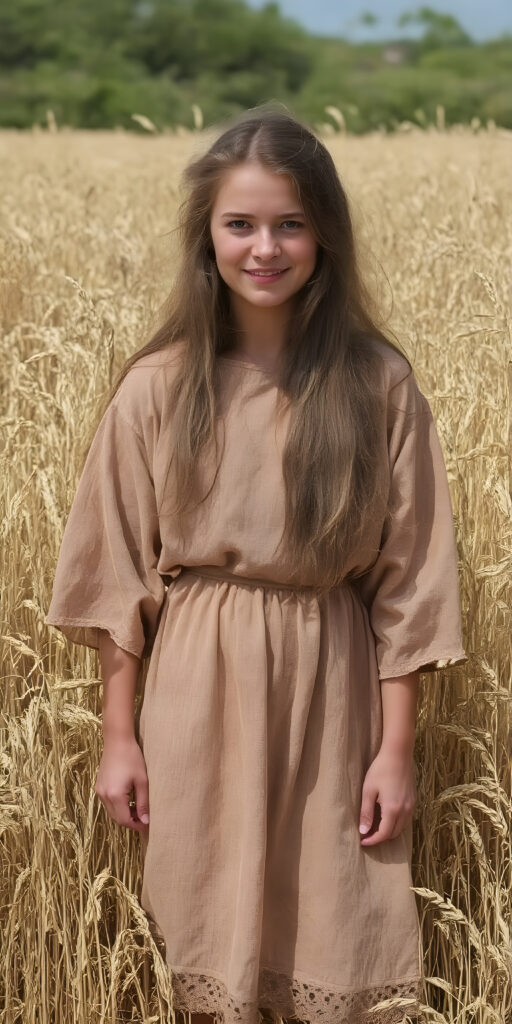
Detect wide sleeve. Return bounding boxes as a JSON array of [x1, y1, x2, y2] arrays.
[[44, 398, 167, 660], [354, 368, 467, 680]]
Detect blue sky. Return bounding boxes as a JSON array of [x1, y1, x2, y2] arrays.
[[247, 1, 512, 40]]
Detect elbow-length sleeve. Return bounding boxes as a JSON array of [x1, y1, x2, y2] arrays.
[[44, 397, 167, 661], [355, 367, 467, 680]]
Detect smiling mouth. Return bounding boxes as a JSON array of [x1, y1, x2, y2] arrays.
[[243, 268, 290, 277]]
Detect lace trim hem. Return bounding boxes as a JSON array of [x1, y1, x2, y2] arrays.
[[166, 964, 422, 1024]]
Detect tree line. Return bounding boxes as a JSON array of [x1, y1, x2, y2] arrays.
[[1, 0, 511, 132]]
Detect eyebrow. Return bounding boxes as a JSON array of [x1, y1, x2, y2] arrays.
[[221, 211, 304, 219]]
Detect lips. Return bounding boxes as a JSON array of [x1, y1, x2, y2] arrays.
[[244, 268, 289, 277]]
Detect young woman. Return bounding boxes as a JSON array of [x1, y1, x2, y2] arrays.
[[45, 106, 467, 1024]]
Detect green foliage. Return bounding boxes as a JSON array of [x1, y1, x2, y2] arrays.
[[397, 5, 473, 49], [0, 0, 510, 131], [124, 0, 312, 89]]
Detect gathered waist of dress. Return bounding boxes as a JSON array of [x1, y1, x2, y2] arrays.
[[171, 564, 351, 596]]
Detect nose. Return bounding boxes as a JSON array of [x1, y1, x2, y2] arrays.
[[251, 229, 281, 260]]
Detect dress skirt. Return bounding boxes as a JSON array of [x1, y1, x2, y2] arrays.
[[137, 565, 423, 1024]]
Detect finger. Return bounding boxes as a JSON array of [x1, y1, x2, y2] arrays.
[[103, 793, 146, 832], [133, 777, 150, 827], [359, 784, 378, 836], [122, 805, 146, 832], [389, 815, 407, 840], [360, 808, 398, 846], [390, 806, 415, 839], [125, 795, 147, 832]]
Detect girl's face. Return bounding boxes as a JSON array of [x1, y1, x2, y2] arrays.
[[209, 162, 318, 312]]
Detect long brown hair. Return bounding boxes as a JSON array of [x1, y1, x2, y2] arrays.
[[85, 102, 413, 595]]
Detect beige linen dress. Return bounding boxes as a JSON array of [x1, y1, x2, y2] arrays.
[[45, 339, 467, 1024]]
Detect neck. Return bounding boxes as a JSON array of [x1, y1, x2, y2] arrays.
[[227, 294, 293, 362]]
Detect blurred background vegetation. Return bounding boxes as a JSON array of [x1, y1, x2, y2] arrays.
[[1, 0, 511, 132]]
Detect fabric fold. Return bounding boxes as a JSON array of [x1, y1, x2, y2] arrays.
[[354, 368, 467, 679], [45, 401, 167, 659]]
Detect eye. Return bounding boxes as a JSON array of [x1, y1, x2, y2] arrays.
[[226, 220, 304, 230]]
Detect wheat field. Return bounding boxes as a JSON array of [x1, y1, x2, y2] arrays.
[[1, 120, 511, 1023]]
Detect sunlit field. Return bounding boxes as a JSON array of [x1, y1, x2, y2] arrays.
[[1, 119, 511, 1023]]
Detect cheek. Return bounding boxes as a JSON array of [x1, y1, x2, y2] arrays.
[[286, 232, 316, 257], [296, 238, 318, 270], [215, 236, 245, 266]]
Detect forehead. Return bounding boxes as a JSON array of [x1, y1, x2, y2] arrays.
[[212, 163, 302, 215]]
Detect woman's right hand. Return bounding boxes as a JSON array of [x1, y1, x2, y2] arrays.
[[94, 736, 150, 833]]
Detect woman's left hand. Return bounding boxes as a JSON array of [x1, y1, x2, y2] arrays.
[[358, 747, 417, 846]]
